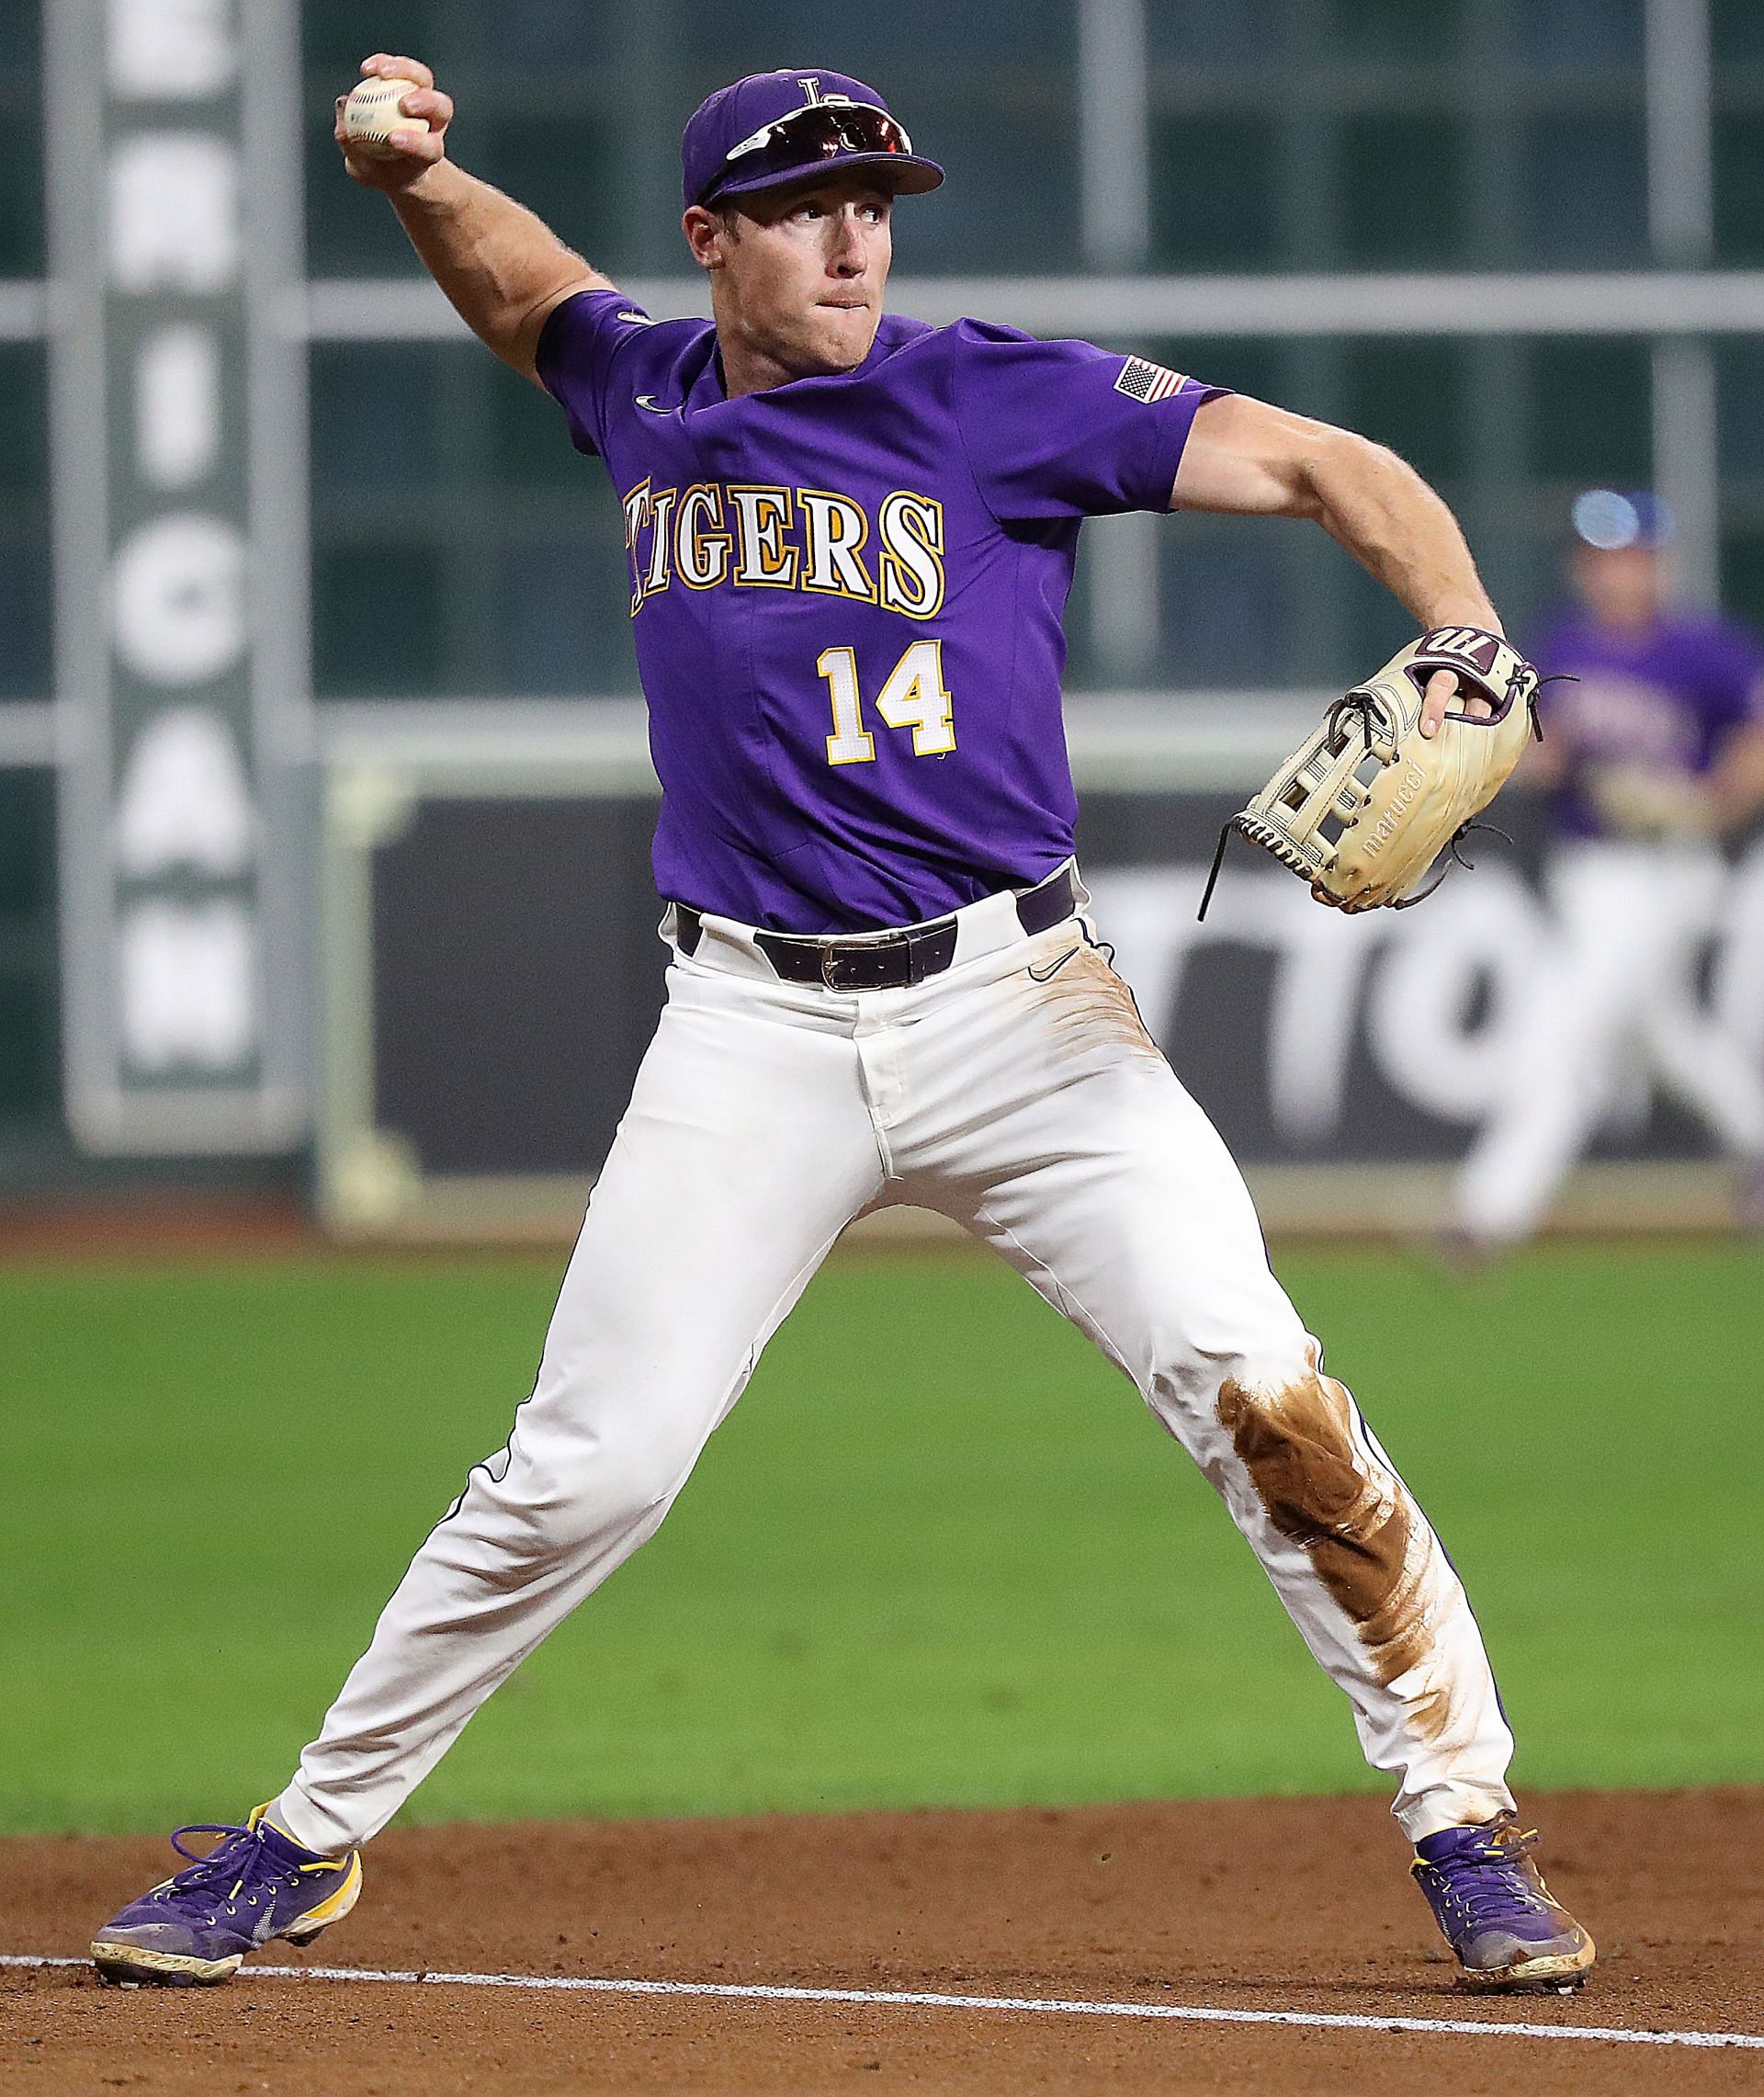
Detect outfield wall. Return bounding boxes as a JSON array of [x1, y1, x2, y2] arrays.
[[8, 0, 1764, 1189], [314, 707, 1764, 1241]]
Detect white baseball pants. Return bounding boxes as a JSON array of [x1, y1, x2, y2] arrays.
[[273, 875, 1515, 1853], [1454, 841, 1764, 1245]]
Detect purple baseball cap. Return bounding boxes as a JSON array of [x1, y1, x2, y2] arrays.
[[682, 69, 944, 210]]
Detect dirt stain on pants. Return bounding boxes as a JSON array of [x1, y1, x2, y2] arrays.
[[1033, 944, 1167, 1070], [1216, 1355, 1448, 1739]]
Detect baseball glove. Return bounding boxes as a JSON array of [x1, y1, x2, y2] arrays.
[[1200, 626, 1541, 917]]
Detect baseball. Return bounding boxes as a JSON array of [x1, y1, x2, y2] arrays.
[[343, 76, 430, 157]]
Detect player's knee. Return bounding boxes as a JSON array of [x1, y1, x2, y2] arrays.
[[482, 1424, 695, 1559], [1138, 1292, 1311, 1405], [1142, 1327, 1317, 1457], [1217, 1336, 1318, 1400], [591, 1430, 696, 1526]]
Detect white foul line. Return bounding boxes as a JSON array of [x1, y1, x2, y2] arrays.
[[6, 1955, 1763, 2050]]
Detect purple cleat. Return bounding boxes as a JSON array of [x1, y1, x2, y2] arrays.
[[91, 1807, 362, 1987], [1412, 1812, 1596, 1993]]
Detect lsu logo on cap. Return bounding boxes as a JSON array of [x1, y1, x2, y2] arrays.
[[1114, 356, 1186, 404]]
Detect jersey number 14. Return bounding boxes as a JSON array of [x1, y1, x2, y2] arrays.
[[820, 640, 955, 765]]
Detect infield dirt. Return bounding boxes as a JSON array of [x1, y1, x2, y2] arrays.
[[5, 1786, 1760, 2093]]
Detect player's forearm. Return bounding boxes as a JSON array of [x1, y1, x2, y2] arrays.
[[1306, 435, 1502, 637], [390, 160, 608, 377]]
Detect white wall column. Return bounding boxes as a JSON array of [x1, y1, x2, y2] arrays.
[[1077, 0, 1160, 676], [1653, 337, 1721, 609], [1645, 0, 1713, 266], [1078, 0, 1149, 269], [1645, 0, 1719, 607], [46, 0, 311, 1151]]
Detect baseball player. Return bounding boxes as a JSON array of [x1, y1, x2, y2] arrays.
[[1452, 491, 1764, 1252], [93, 58, 1592, 1996]]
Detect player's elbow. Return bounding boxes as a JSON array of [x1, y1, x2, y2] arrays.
[[1302, 425, 1401, 514], [1303, 428, 1437, 550]]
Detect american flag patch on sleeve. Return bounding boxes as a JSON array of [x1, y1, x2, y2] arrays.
[[1114, 356, 1187, 403]]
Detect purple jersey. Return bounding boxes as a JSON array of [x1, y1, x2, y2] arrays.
[[1533, 609, 1764, 840], [537, 289, 1224, 932]]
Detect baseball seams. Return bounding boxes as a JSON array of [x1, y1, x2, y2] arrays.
[[343, 78, 429, 155]]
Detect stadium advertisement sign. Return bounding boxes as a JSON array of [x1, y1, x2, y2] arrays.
[[317, 779, 1764, 1231]]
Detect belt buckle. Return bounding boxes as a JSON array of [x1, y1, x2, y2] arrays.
[[822, 937, 905, 991]]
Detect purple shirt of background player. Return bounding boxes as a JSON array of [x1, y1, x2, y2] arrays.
[[537, 292, 1226, 933], [1532, 611, 1764, 841], [1528, 491, 1764, 844]]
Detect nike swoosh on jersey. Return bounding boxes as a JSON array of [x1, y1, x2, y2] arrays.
[[634, 394, 676, 414]]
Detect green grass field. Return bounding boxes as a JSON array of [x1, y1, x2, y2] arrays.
[[5, 1241, 1760, 1835]]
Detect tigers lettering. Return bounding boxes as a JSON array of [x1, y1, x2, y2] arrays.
[[622, 480, 947, 620]]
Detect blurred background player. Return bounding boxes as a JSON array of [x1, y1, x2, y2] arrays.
[[1451, 491, 1764, 1253]]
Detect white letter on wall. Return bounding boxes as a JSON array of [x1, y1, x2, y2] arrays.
[[108, 0, 236, 98], [119, 899, 257, 1071], [136, 325, 220, 489], [111, 512, 247, 685], [115, 707, 254, 875], [108, 133, 240, 291]]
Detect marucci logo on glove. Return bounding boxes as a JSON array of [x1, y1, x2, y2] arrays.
[[1358, 763, 1428, 857]]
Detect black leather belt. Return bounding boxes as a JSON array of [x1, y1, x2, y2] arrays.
[[673, 864, 1079, 992]]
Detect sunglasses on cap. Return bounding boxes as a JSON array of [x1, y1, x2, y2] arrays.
[[711, 98, 918, 195]]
